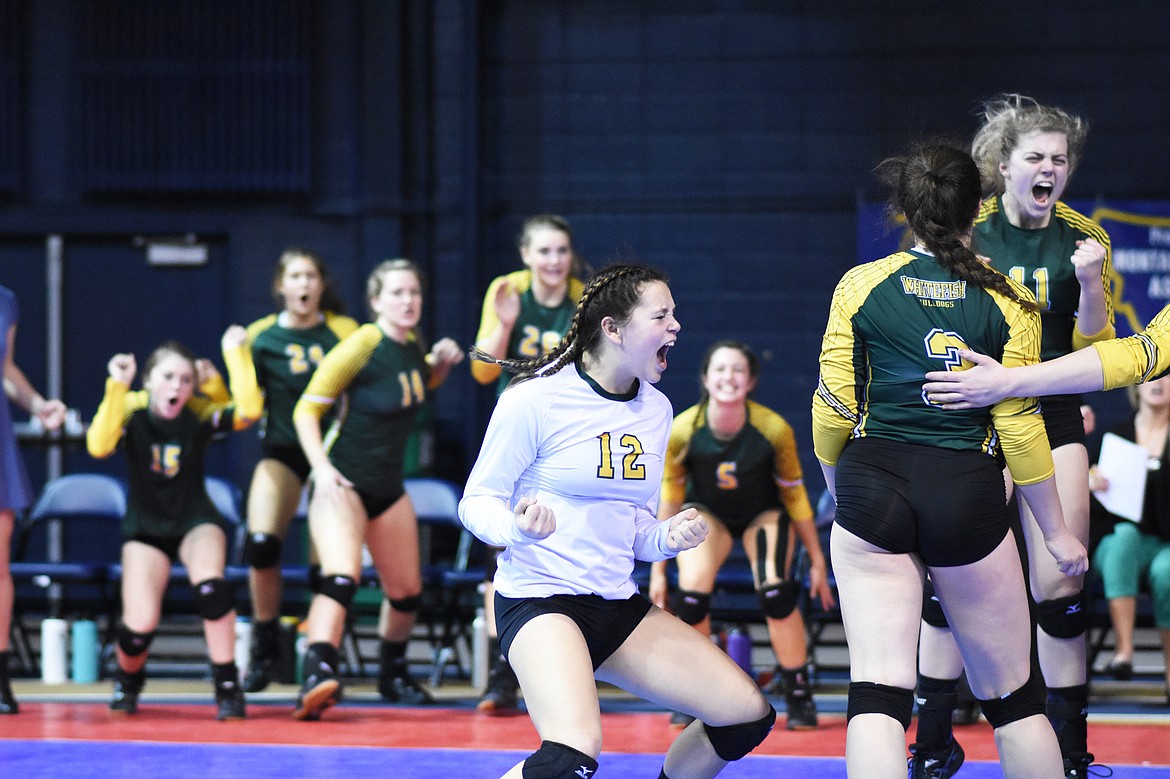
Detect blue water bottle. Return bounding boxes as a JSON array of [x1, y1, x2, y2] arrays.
[[725, 626, 753, 677], [71, 619, 99, 684]]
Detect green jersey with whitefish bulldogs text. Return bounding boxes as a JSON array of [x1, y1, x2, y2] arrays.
[[293, 324, 430, 500], [975, 197, 1114, 361], [812, 249, 1054, 486], [245, 311, 358, 448]]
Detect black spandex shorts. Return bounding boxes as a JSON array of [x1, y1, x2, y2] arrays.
[[682, 501, 775, 539], [495, 591, 653, 670], [833, 438, 1010, 567], [1039, 394, 1085, 450], [357, 486, 406, 520], [262, 444, 312, 483], [126, 517, 227, 563]]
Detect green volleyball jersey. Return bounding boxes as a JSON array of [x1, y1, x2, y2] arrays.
[[813, 250, 1054, 485], [472, 269, 583, 393], [245, 311, 358, 448], [295, 324, 429, 497], [662, 400, 814, 527], [88, 382, 234, 540], [975, 197, 1113, 361]]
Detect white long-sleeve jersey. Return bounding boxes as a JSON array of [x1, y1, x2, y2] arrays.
[[459, 363, 676, 599]]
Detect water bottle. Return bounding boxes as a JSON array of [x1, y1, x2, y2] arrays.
[[70, 619, 99, 684], [471, 608, 488, 691], [234, 617, 252, 679], [41, 618, 68, 684], [725, 625, 753, 677], [276, 616, 299, 684]]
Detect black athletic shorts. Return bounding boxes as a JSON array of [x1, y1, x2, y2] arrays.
[[1039, 394, 1085, 450], [682, 501, 777, 539], [262, 444, 312, 484], [833, 438, 1010, 567], [495, 591, 653, 670], [357, 486, 406, 520], [126, 516, 228, 563]]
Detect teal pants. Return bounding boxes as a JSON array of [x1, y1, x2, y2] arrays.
[[1093, 520, 1170, 628]]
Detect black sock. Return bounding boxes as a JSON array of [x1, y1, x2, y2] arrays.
[[1047, 684, 1089, 759], [914, 674, 960, 751], [212, 661, 239, 689], [379, 639, 409, 677]]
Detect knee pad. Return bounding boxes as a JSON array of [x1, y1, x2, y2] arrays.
[[243, 532, 283, 569], [758, 580, 799, 620], [522, 740, 598, 779], [387, 594, 421, 613], [1035, 592, 1087, 639], [921, 580, 949, 628], [703, 706, 777, 761], [673, 589, 711, 625], [193, 577, 236, 620], [117, 623, 155, 657], [847, 682, 914, 730], [318, 573, 357, 609], [978, 672, 1045, 728]]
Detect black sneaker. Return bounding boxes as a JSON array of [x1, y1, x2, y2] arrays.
[[669, 711, 695, 728], [379, 673, 434, 705], [785, 693, 818, 730], [907, 739, 965, 779], [294, 645, 343, 721], [215, 682, 246, 721], [476, 659, 519, 713], [1064, 752, 1112, 778], [110, 669, 145, 715]]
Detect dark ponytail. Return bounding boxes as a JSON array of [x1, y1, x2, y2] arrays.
[[877, 142, 1038, 312]]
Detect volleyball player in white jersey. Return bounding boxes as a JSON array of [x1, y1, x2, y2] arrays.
[[460, 264, 776, 779]]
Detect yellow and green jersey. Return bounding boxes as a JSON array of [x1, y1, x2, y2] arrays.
[[293, 324, 431, 499], [471, 269, 584, 394], [244, 311, 359, 448], [975, 197, 1114, 360], [661, 400, 813, 527], [1096, 302, 1170, 389], [813, 249, 1054, 485]]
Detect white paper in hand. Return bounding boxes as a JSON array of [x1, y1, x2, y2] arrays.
[[1095, 432, 1149, 522]]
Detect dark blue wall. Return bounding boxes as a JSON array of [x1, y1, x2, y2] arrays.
[[3, 0, 1169, 496]]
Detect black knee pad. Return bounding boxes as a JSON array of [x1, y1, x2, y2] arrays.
[[387, 594, 421, 613], [117, 623, 155, 657], [847, 682, 914, 730], [758, 580, 799, 619], [978, 672, 1046, 728], [243, 532, 283, 569], [193, 577, 236, 620], [522, 740, 598, 779], [673, 589, 711, 625], [1035, 592, 1087, 639], [318, 573, 357, 609], [921, 580, 949, 628], [703, 706, 777, 761]]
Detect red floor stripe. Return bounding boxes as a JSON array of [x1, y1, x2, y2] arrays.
[[2, 702, 1169, 766]]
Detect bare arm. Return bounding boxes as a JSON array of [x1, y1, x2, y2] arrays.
[[4, 324, 66, 430], [922, 347, 1106, 409]]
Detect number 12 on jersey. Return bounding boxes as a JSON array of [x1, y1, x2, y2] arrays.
[[596, 432, 647, 480]]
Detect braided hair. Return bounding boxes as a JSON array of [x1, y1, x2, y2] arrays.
[[469, 263, 668, 385], [876, 142, 1038, 312]]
